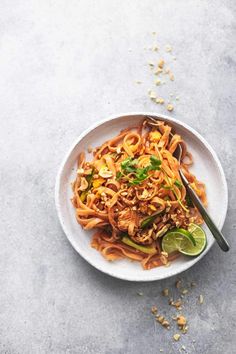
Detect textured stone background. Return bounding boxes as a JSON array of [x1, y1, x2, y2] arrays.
[[0, 1, 235, 353]]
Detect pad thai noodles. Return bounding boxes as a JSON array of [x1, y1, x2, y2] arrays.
[[71, 118, 207, 269]]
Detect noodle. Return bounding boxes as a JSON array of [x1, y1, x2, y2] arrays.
[[71, 118, 207, 270]]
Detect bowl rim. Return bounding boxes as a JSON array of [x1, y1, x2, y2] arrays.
[[55, 112, 228, 282]]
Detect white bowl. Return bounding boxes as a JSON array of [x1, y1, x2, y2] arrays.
[[55, 112, 228, 281]]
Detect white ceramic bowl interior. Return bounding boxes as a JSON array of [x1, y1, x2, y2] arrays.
[[55, 113, 228, 281]]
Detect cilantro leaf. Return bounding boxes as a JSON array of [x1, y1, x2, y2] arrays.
[[150, 155, 161, 170], [116, 171, 123, 180], [121, 157, 138, 173], [174, 179, 182, 188], [119, 155, 162, 185]]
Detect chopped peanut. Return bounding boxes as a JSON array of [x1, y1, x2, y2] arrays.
[[154, 67, 163, 75], [177, 315, 187, 327], [156, 97, 165, 104], [175, 280, 182, 289], [173, 334, 181, 341], [99, 166, 113, 178], [162, 288, 169, 297], [77, 168, 84, 175], [148, 90, 157, 99], [158, 59, 165, 68], [162, 320, 170, 328], [199, 294, 204, 304], [151, 306, 158, 315], [156, 315, 164, 323], [78, 177, 88, 191], [166, 104, 174, 112]]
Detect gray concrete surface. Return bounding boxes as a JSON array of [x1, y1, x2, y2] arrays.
[[0, 1, 235, 353]]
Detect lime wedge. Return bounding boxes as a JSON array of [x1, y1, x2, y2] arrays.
[[162, 224, 206, 256], [162, 228, 196, 254], [181, 223, 207, 256]]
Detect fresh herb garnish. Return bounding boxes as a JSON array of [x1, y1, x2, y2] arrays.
[[149, 155, 162, 169], [174, 179, 182, 188], [118, 155, 161, 185], [121, 157, 139, 173], [116, 171, 123, 180]]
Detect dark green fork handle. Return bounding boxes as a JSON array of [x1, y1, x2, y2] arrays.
[[179, 169, 229, 252]]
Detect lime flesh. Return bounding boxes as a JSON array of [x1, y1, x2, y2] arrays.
[[181, 223, 207, 256], [162, 224, 206, 256]]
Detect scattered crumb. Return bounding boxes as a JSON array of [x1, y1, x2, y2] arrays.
[[169, 73, 175, 81], [177, 315, 187, 327], [154, 67, 163, 75], [160, 349, 164, 353], [172, 299, 182, 309], [135, 80, 142, 84], [162, 288, 169, 297], [148, 61, 155, 68], [87, 146, 93, 153], [191, 282, 196, 287], [156, 315, 164, 323], [161, 251, 168, 257], [173, 334, 181, 341], [176, 96, 180, 101], [156, 315, 170, 329], [199, 294, 204, 304], [181, 345, 186, 351], [148, 90, 157, 99], [181, 289, 189, 295], [137, 291, 143, 296], [167, 104, 174, 112], [151, 306, 158, 315], [156, 97, 165, 104], [175, 280, 182, 289], [153, 46, 159, 51], [193, 339, 196, 343], [155, 79, 161, 86], [158, 59, 165, 69], [165, 44, 172, 52], [162, 320, 170, 329], [164, 67, 170, 74], [181, 325, 188, 334], [77, 168, 84, 175]]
